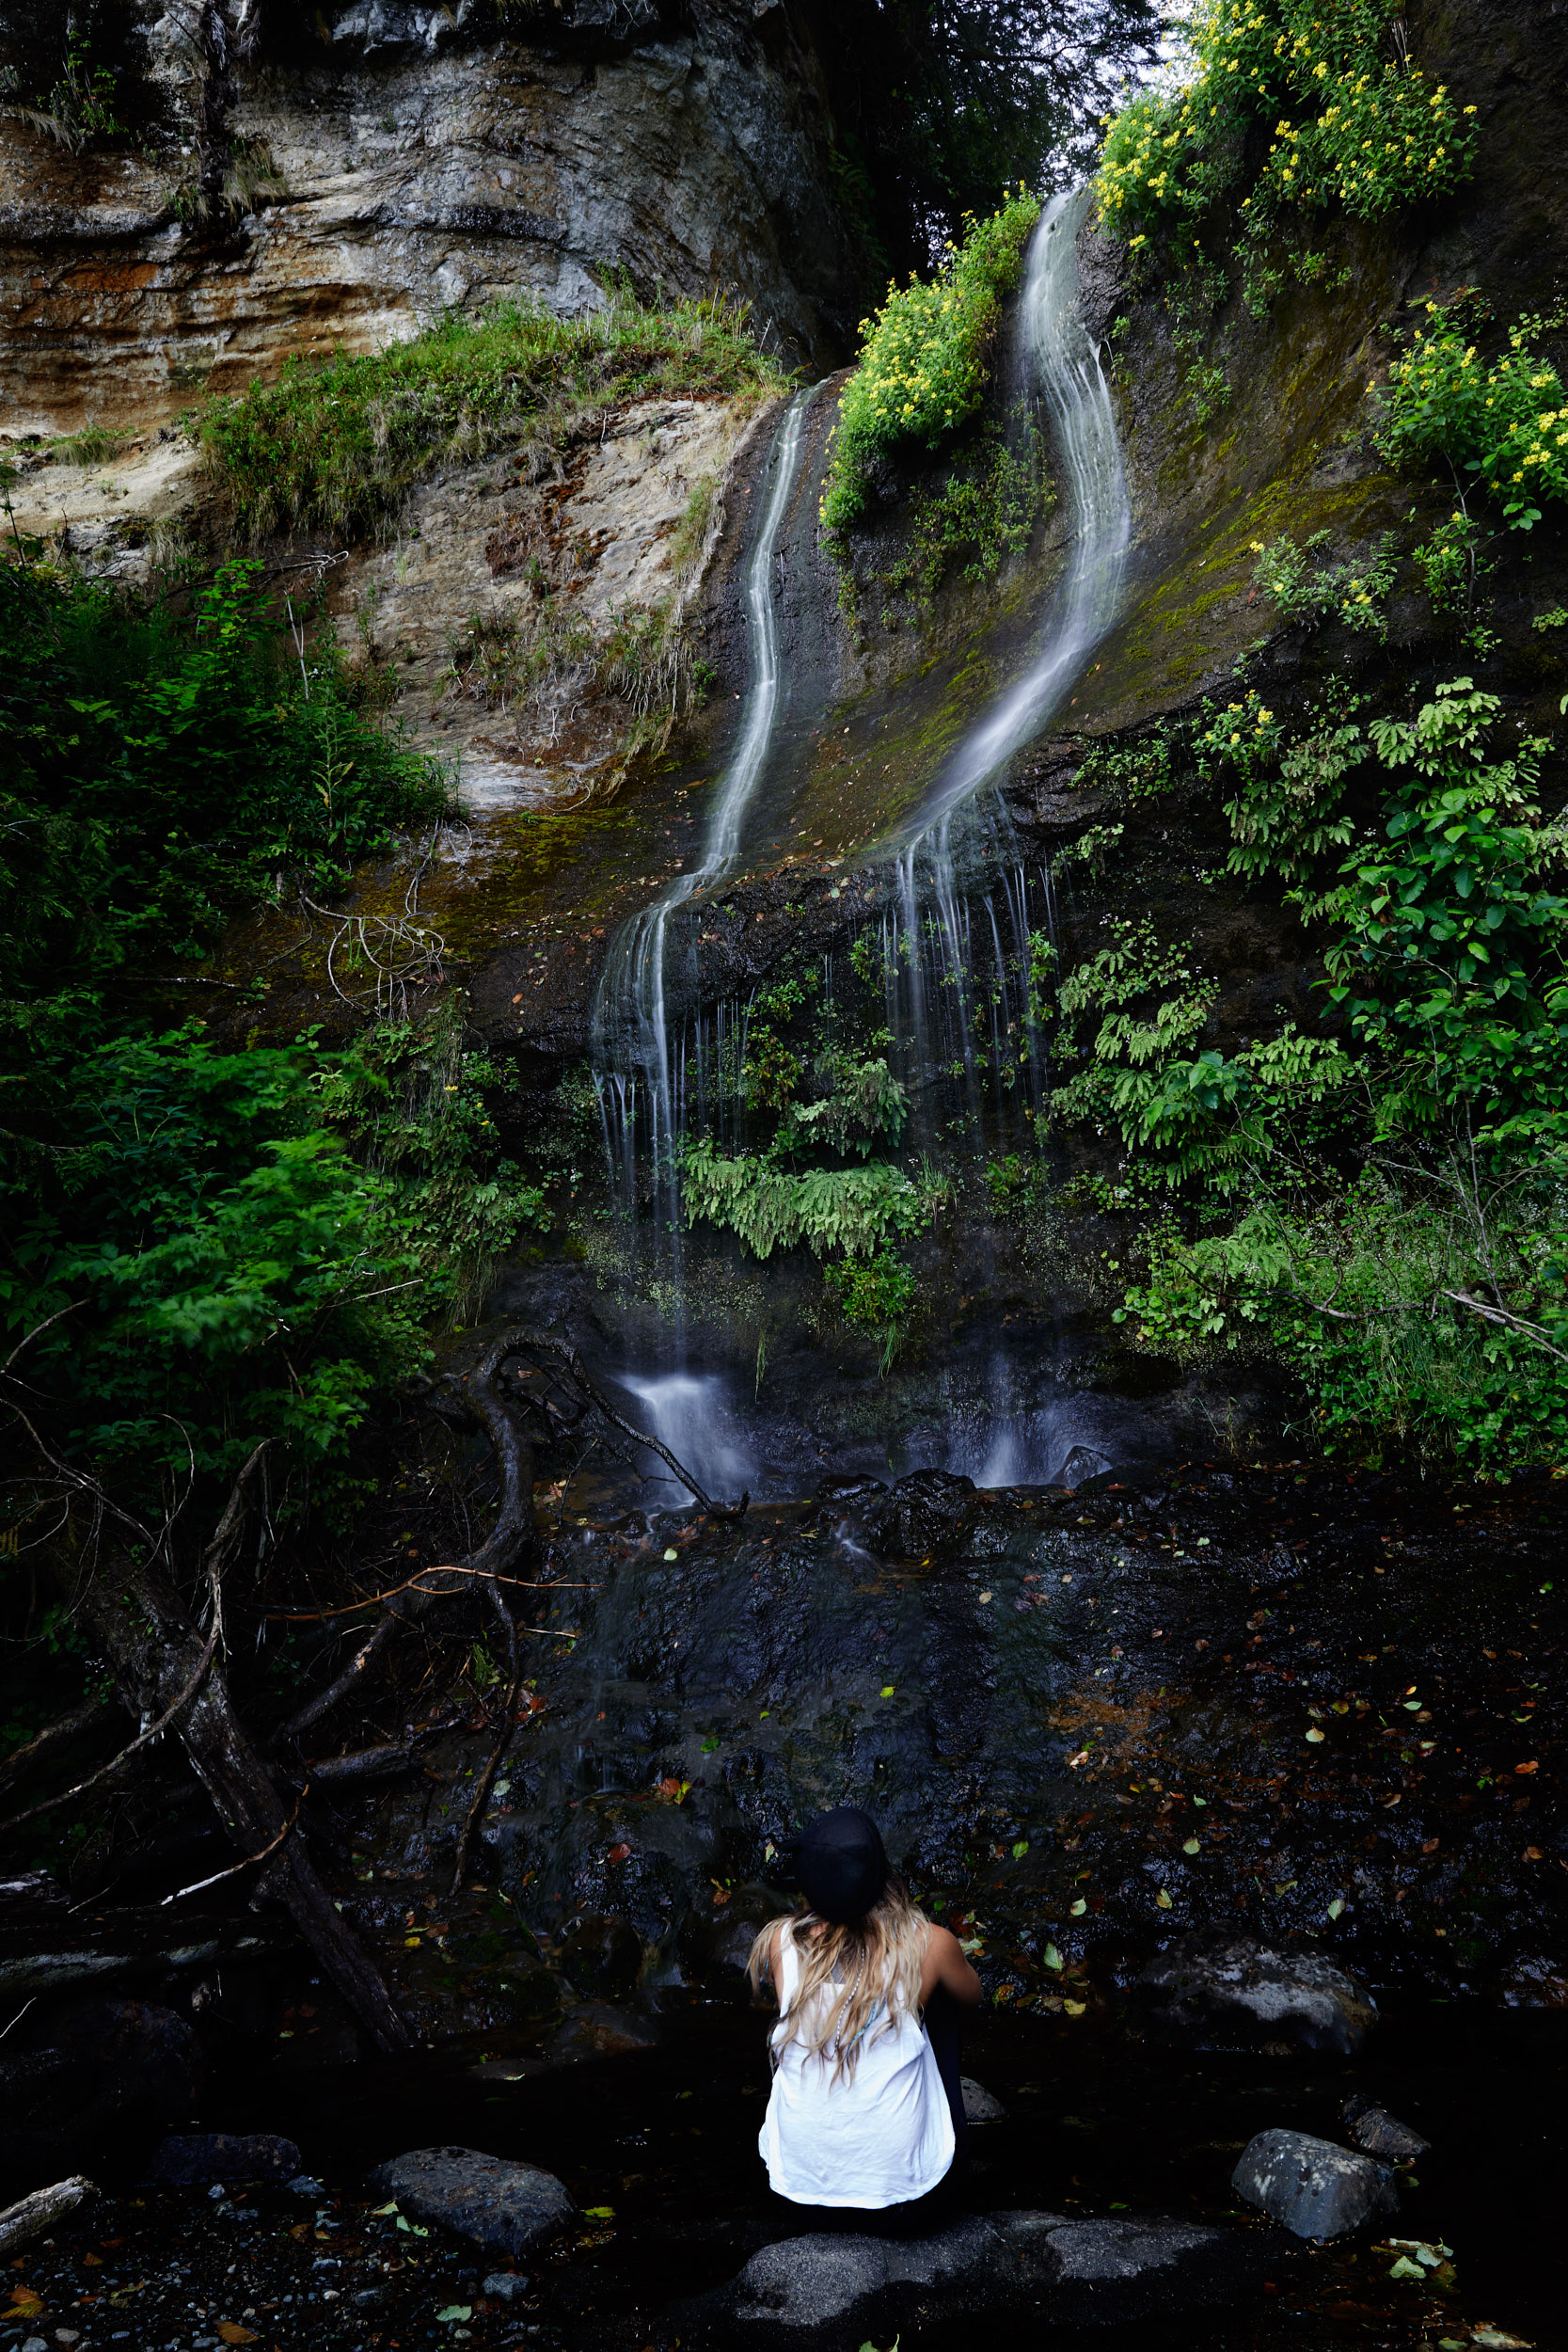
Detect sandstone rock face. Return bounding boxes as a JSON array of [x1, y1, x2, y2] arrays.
[[0, 0, 853, 441]]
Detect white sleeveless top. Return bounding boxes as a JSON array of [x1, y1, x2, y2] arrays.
[[758, 1929, 956, 2208]]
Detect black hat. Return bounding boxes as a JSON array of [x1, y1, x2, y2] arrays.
[[791, 1807, 889, 1924]]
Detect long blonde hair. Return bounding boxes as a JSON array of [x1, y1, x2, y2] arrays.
[[747, 1876, 928, 2086]]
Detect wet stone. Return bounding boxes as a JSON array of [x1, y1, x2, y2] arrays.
[[865, 1468, 976, 1557], [961, 2075, 1006, 2122], [1343, 2091, 1430, 2162], [368, 2145, 574, 2257], [483, 2269, 532, 2301], [1135, 1933, 1378, 2057], [144, 2131, 302, 2185], [1232, 2128, 1398, 2240]]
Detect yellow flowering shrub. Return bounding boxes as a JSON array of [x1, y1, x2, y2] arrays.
[[822, 191, 1041, 538], [1095, 0, 1473, 238], [1375, 304, 1568, 531]]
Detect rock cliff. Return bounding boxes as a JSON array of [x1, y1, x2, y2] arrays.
[[0, 0, 855, 441]]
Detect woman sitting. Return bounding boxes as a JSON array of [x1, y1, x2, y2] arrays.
[[748, 1806, 984, 2219]]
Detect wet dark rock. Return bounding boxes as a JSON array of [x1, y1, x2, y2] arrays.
[[483, 2270, 532, 2302], [546, 1999, 661, 2060], [1343, 2093, 1430, 2162], [1232, 2129, 1398, 2240], [961, 2076, 1006, 2123], [1058, 1445, 1113, 1488], [559, 1913, 645, 1997], [0, 1996, 196, 2196], [674, 2208, 1274, 2332], [866, 1469, 977, 1558], [1135, 1934, 1377, 2056], [369, 2146, 574, 2256], [816, 1474, 887, 1504], [1498, 1954, 1568, 2008], [145, 2132, 302, 2185]]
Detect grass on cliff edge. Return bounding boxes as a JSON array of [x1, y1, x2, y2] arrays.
[[198, 289, 789, 545]]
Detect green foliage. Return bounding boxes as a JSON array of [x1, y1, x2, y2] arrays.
[[1113, 678, 1568, 1474], [1374, 303, 1568, 532], [1248, 528, 1399, 639], [198, 289, 785, 545], [1096, 0, 1474, 241], [880, 422, 1051, 605], [824, 1246, 919, 1374], [0, 556, 451, 1058], [822, 194, 1041, 540], [681, 1144, 925, 1262], [5, 22, 128, 153], [3, 1020, 542, 1515], [1196, 681, 1365, 889]]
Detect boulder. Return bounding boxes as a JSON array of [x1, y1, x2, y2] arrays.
[[866, 1470, 977, 1558], [961, 2076, 1006, 2123], [145, 2132, 302, 2186], [1343, 2093, 1429, 2162], [676, 2207, 1276, 2332], [368, 2147, 573, 2258], [1135, 1933, 1377, 2056], [1232, 2129, 1398, 2240]]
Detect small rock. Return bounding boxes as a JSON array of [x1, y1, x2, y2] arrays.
[[1497, 1953, 1568, 2008], [1343, 2092, 1429, 2162], [483, 2272, 531, 2302], [960, 2076, 1005, 2123], [285, 2172, 326, 2198], [1232, 2128, 1397, 2240], [866, 1469, 976, 1557], [1036, 2217, 1275, 2325], [1136, 1933, 1378, 2057], [368, 2147, 573, 2257], [558, 1914, 643, 1999], [350, 2285, 389, 2311], [146, 2132, 302, 2186], [21, 2336, 48, 2352]]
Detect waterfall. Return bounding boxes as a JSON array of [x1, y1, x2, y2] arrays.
[[886, 183, 1131, 1129], [592, 385, 817, 1271]]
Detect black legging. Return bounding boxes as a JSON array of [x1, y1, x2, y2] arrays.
[[923, 1982, 970, 2165]]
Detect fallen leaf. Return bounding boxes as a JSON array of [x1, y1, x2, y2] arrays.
[[1155, 1888, 1172, 1909], [1010, 1839, 1028, 1859], [217, 2328, 260, 2345], [881, 1686, 895, 1698], [583, 2205, 615, 2220], [1388, 2256, 1425, 2282], [1066, 1749, 1089, 1770], [8, 2292, 42, 2319], [1516, 1760, 1539, 1774], [1069, 1898, 1087, 1916], [1063, 1998, 1086, 2016], [1327, 1898, 1345, 1920], [1306, 1727, 1326, 1744], [607, 1843, 631, 1864], [1182, 1837, 1200, 1854], [663, 1547, 678, 1562], [1042, 1943, 1064, 1971], [433, 2308, 472, 2326]]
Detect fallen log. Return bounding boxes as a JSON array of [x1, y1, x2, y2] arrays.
[[0, 2175, 97, 2258]]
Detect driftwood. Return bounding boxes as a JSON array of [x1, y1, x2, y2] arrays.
[[0, 2175, 97, 2257]]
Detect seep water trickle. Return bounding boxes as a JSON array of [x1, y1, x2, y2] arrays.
[[881, 183, 1131, 1140], [591, 386, 819, 1291]]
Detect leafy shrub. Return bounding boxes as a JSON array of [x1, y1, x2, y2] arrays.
[[1096, 0, 1474, 242], [880, 422, 1051, 605], [1374, 303, 1568, 531], [681, 1144, 925, 1261], [1248, 528, 1400, 638], [198, 290, 784, 544], [1196, 682, 1366, 888], [0, 558, 451, 1064], [821, 193, 1041, 539]]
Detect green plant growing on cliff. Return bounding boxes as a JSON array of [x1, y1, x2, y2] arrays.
[[1196, 681, 1367, 889], [4, 20, 128, 153], [821, 191, 1042, 542], [1116, 680, 1568, 1473], [1249, 529, 1399, 639], [198, 288, 785, 544], [1095, 0, 1475, 245], [880, 421, 1051, 606], [1375, 301, 1568, 532]]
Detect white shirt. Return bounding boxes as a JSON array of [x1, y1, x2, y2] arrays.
[[758, 1929, 956, 2208]]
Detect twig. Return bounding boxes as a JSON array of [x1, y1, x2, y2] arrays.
[[160, 1785, 308, 1905], [264, 1564, 594, 1623]]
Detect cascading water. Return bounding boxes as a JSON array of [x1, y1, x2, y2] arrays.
[[592, 388, 816, 1262], [886, 183, 1132, 1134]]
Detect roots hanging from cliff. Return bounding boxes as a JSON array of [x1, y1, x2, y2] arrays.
[[1, 1322, 739, 2047]]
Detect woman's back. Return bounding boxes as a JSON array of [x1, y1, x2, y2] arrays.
[[759, 1925, 956, 2209]]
